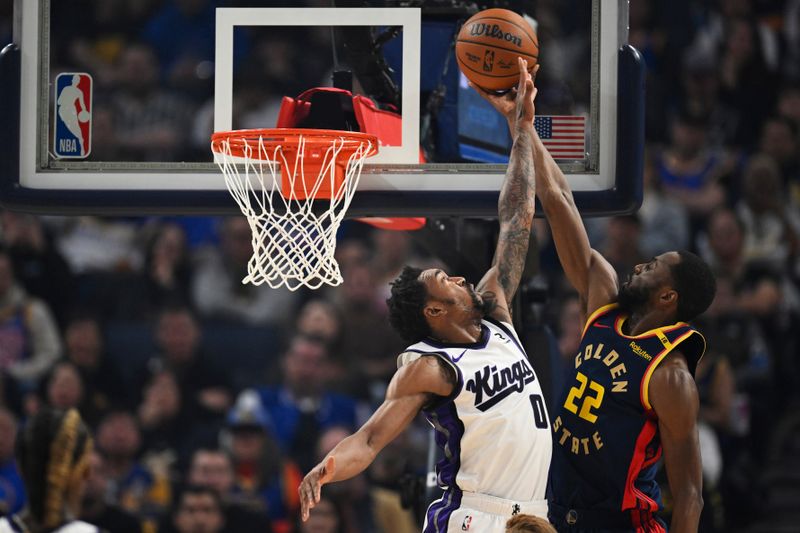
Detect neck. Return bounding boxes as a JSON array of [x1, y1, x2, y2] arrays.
[[624, 309, 674, 336], [433, 318, 483, 344]]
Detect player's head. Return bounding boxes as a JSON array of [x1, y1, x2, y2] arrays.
[[387, 265, 494, 342], [16, 408, 93, 529], [505, 513, 558, 533], [618, 251, 716, 323]]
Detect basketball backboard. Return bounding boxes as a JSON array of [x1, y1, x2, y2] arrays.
[[1, 0, 643, 217]]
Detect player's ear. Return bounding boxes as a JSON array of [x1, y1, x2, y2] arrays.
[[659, 288, 677, 307], [425, 302, 446, 318]]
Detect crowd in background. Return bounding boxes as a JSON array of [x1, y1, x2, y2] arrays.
[[1, 1, 800, 532]]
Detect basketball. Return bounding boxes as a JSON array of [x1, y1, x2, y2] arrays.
[[456, 8, 538, 92], [78, 110, 89, 122]]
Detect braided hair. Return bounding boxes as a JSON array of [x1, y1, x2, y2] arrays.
[[16, 408, 93, 532]]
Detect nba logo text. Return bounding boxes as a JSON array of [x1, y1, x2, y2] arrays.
[[54, 73, 92, 159]]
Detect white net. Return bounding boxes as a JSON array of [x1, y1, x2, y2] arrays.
[[212, 131, 376, 291]]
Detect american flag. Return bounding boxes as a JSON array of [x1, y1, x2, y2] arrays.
[[534, 116, 586, 160]]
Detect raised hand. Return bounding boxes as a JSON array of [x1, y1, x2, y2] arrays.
[[299, 456, 336, 521], [513, 58, 537, 130]]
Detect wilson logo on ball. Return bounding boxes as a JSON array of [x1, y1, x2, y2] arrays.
[[469, 23, 522, 47]]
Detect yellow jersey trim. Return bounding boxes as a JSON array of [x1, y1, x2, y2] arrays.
[[581, 303, 619, 339], [640, 330, 699, 412]]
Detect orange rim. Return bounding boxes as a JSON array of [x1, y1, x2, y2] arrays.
[[211, 128, 379, 160]]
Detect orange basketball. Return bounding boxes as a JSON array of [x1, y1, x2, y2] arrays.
[[456, 8, 538, 92]]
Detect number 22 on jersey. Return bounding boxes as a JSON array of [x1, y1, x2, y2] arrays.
[[563, 372, 605, 423]]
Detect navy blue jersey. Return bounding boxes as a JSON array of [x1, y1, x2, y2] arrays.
[[549, 304, 705, 518]]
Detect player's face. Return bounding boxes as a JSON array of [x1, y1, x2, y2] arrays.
[[419, 268, 483, 313], [619, 252, 679, 310]]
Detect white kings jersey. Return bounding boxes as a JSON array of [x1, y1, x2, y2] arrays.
[[398, 317, 552, 502]]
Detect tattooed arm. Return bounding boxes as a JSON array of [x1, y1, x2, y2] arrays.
[[475, 58, 537, 324]]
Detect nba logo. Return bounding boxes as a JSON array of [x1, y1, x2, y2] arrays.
[[482, 50, 494, 72], [54, 73, 92, 158]]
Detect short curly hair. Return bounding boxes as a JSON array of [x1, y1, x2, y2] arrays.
[[386, 266, 431, 343], [505, 514, 557, 533], [670, 250, 717, 322]]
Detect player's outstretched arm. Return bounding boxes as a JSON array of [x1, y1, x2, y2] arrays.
[[298, 356, 453, 521], [472, 69, 617, 318], [649, 353, 703, 533], [530, 131, 617, 317], [472, 58, 537, 322]]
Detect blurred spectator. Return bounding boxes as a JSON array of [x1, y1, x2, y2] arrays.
[[117, 222, 193, 320], [139, 306, 232, 423], [599, 215, 647, 283], [95, 411, 171, 524], [697, 350, 736, 435], [43, 360, 84, 413], [111, 42, 194, 161], [656, 112, 727, 218], [145, 223, 192, 302], [225, 391, 301, 530], [786, 0, 800, 80], [370, 230, 416, 298], [0, 407, 25, 516], [295, 298, 344, 352], [297, 495, 346, 533], [251, 335, 358, 474], [678, 50, 737, 149], [54, 217, 143, 274], [313, 426, 376, 533], [735, 154, 800, 271], [333, 239, 371, 276], [185, 447, 273, 533], [638, 150, 690, 257], [170, 485, 226, 533], [137, 370, 206, 466], [699, 208, 783, 317], [777, 84, 800, 127], [63, 313, 130, 419], [0, 247, 62, 387], [716, 18, 779, 148], [0, 211, 74, 326], [333, 262, 406, 398], [80, 450, 142, 533], [758, 116, 800, 186], [192, 217, 297, 326]]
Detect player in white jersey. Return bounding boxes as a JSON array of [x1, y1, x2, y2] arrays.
[[299, 58, 550, 533], [0, 408, 101, 533]]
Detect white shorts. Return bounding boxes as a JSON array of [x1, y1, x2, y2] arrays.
[[424, 491, 549, 533]]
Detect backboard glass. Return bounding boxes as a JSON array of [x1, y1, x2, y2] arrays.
[[1, 0, 643, 217]]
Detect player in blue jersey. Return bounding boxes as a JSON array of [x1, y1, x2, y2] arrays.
[[474, 84, 716, 532], [299, 60, 553, 533]]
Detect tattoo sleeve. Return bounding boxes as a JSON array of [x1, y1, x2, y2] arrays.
[[492, 126, 536, 303]]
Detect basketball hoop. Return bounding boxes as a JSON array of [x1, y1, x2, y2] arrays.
[[211, 128, 378, 291]]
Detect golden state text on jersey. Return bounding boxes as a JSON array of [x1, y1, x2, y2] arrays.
[[549, 304, 705, 516]]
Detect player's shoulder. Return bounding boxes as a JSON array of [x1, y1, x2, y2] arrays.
[[394, 350, 458, 397]]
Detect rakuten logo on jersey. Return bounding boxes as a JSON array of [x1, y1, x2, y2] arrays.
[[465, 359, 535, 411]]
